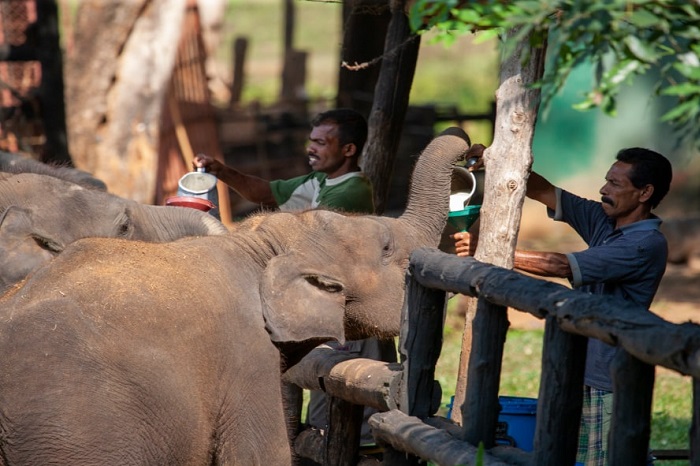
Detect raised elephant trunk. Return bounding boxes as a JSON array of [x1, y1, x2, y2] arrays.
[[397, 127, 471, 246]]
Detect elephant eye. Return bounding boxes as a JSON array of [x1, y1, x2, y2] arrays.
[[305, 275, 343, 293], [115, 211, 134, 238], [117, 220, 132, 237], [380, 229, 395, 263], [32, 235, 62, 254]]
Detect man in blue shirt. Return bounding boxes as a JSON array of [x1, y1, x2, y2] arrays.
[[454, 146, 673, 465]]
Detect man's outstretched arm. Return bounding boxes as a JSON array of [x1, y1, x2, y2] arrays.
[[194, 154, 277, 206], [514, 250, 572, 279]]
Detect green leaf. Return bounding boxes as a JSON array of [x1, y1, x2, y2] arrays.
[[660, 100, 698, 122], [624, 35, 659, 63], [605, 59, 642, 86], [572, 99, 598, 111], [451, 8, 481, 25], [627, 9, 662, 28], [661, 83, 700, 96], [474, 28, 502, 45]]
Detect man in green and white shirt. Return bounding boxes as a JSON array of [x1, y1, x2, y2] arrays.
[[270, 171, 374, 213], [194, 108, 375, 215]]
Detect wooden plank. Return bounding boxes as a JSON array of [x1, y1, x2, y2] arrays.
[[325, 397, 363, 466], [282, 345, 402, 412], [369, 410, 523, 466], [381, 267, 446, 466], [461, 297, 508, 448], [650, 449, 690, 460], [408, 248, 700, 378], [294, 428, 324, 464], [229, 37, 247, 105]]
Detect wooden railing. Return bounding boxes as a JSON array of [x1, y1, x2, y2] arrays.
[[284, 247, 700, 465]]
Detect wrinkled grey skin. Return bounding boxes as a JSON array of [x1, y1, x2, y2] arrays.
[[0, 171, 228, 293], [0, 150, 108, 190], [0, 128, 471, 466]]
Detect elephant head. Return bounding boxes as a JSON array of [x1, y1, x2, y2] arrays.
[[0, 172, 228, 292], [237, 127, 473, 354]]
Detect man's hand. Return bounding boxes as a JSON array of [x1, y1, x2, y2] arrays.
[[452, 231, 478, 257], [465, 144, 486, 171], [193, 153, 224, 177]]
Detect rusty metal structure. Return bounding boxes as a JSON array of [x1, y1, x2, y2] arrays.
[[0, 0, 42, 154], [156, 0, 231, 223]]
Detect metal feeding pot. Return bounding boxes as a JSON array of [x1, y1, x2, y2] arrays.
[[165, 167, 220, 219], [448, 165, 483, 232]]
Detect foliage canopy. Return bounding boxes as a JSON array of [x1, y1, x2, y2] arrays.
[[409, 0, 700, 146]]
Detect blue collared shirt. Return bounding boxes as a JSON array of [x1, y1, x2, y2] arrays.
[[548, 188, 667, 391]]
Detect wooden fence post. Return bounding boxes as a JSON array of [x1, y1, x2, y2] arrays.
[[382, 268, 447, 465], [324, 397, 363, 466], [692, 378, 700, 465], [461, 298, 508, 448], [609, 350, 655, 466], [533, 317, 586, 465]]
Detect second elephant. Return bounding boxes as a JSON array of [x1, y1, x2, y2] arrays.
[[0, 171, 228, 293]]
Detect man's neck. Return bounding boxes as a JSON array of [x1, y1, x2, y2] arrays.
[[615, 209, 653, 229], [325, 165, 360, 180]]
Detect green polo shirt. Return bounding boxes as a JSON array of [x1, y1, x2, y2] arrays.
[[270, 171, 375, 214]]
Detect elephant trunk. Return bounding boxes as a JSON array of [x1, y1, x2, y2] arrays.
[[397, 127, 471, 247], [130, 203, 229, 241]]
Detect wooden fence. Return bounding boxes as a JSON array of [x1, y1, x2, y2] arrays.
[[284, 247, 700, 465]]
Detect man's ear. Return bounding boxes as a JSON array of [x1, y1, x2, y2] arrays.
[[639, 184, 654, 203], [343, 143, 357, 158]]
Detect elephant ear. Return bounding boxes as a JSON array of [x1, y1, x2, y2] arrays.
[[0, 206, 62, 253], [261, 254, 346, 345]]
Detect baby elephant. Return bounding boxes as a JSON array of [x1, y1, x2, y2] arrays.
[[0, 128, 472, 465]]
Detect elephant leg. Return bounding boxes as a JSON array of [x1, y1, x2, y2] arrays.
[[215, 345, 293, 465]]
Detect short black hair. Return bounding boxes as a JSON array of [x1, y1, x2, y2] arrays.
[[311, 108, 368, 155], [616, 147, 672, 209]]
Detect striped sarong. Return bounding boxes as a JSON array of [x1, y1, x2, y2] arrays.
[[576, 385, 613, 466]]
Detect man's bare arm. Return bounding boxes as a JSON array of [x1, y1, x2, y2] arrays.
[[526, 172, 557, 211], [194, 154, 277, 206], [514, 250, 572, 279]]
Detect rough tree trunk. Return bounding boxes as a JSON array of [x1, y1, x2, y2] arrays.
[[362, 0, 420, 215], [454, 27, 547, 447], [336, 0, 391, 118], [64, 0, 186, 203]]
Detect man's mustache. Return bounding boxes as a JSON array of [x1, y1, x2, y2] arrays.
[[601, 196, 614, 206]]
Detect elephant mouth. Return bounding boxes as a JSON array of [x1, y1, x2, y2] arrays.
[[275, 337, 337, 372]]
